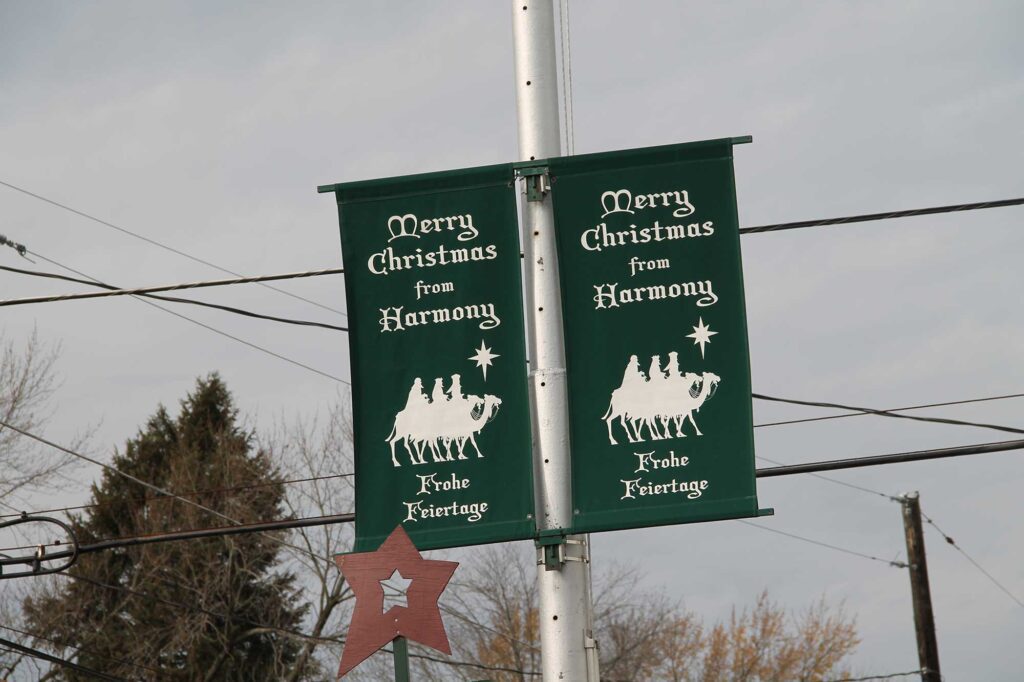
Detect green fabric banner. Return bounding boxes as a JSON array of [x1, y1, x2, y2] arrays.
[[548, 139, 763, 533], [326, 164, 534, 551]]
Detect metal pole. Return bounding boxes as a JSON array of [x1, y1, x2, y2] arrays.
[[392, 636, 411, 682], [900, 492, 941, 682], [511, 3, 596, 681]]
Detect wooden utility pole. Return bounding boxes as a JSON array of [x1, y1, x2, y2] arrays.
[[900, 491, 941, 682]]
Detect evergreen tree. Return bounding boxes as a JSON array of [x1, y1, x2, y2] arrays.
[[24, 374, 312, 680]]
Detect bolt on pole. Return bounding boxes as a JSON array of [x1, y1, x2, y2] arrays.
[[511, 2, 597, 680], [900, 492, 941, 682]]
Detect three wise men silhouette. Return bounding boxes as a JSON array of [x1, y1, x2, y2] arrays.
[[602, 352, 721, 445], [387, 373, 502, 467]]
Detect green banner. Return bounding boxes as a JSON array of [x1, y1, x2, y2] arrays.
[[323, 165, 534, 551], [548, 138, 763, 533]]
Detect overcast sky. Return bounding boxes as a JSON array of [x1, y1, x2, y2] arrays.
[[1, 1, 1022, 679]]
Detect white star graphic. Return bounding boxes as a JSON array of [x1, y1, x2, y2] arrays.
[[686, 317, 718, 359], [469, 341, 500, 381], [380, 569, 412, 614]]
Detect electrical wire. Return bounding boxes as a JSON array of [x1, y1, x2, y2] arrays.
[[753, 393, 1024, 436], [755, 454, 898, 502], [0, 262, 347, 331], [63, 572, 543, 678], [739, 197, 1024, 234], [0, 417, 337, 571], [558, 0, 575, 157], [738, 521, 906, 568], [390, 644, 542, 676], [825, 672, 926, 682], [0, 472, 353, 520], [28, 251, 349, 384], [755, 439, 1024, 478], [0, 623, 162, 677], [6, 439, 1024, 558], [62, 572, 342, 646], [0, 177, 348, 317], [0, 265, 345, 308], [918, 508, 1024, 609], [755, 392, 1024, 429], [0, 634, 124, 681]]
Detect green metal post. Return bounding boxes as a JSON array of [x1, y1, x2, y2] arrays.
[[392, 636, 411, 682]]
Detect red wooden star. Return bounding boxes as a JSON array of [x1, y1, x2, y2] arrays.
[[334, 525, 459, 678]]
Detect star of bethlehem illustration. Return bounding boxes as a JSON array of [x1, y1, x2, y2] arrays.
[[468, 340, 500, 380], [686, 317, 718, 359]]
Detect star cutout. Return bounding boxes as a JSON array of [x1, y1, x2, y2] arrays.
[[380, 569, 412, 614], [468, 341, 500, 381], [334, 526, 458, 678], [686, 317, 718, 359]]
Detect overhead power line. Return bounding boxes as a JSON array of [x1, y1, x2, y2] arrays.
[[7, 513, 354, 563], [0, 262, 347, 332], [755, 391, 1024, 429], [755, 439, 1024, 478], [0, 634, 124, 681], [739, 197, 1024, 234], [63, 571, 344, 647], [5, 425, 1023, 561], [918, 507, 1024, 609], [756, 454, 898, 502], [0, 417, 336, 573], [0, 623, 162, 677], [825, 672, 926, 682], [28, 251, 349, 384], [0, 177, 347, 317], [0, 471, 353, 520], [0, 266, 345, 308], [754, 393, 1024, 436], [738, 520, 905, 568]]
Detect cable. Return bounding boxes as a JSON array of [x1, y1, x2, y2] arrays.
[[62, 572, 341, 646], [0, 472, 353, 520], [0, 623, 162, 677], [825, 672, 925, 682], [0, 178, 348, 317], [390, 645, 542, 676], [9, 513, 354, 565], [756, 439, 1024, 478], [8, 439, 1024, 559], [0, 266, 345, 307], [740, 197, 1024, 234], [753, 393, 1024, 436], [558, 0, 575, 157], [63, 572, 542, 678], [918, 508, 1024, 609], [0, 634, 124, 681], [0, 417, 338, 570], [0, 417, 271, 531], [28, 251, 349, 384], [738, 521, 906, 568], [755, 454, 898, 502], [755, 392, 1024, 429], [0, 262, 347, 332]]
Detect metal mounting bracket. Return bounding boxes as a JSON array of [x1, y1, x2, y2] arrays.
[[515, 164, 550, 202], [535, 530, 588, 570]]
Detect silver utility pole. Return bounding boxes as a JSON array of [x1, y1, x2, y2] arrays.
[[511, 2, 597, 680]]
